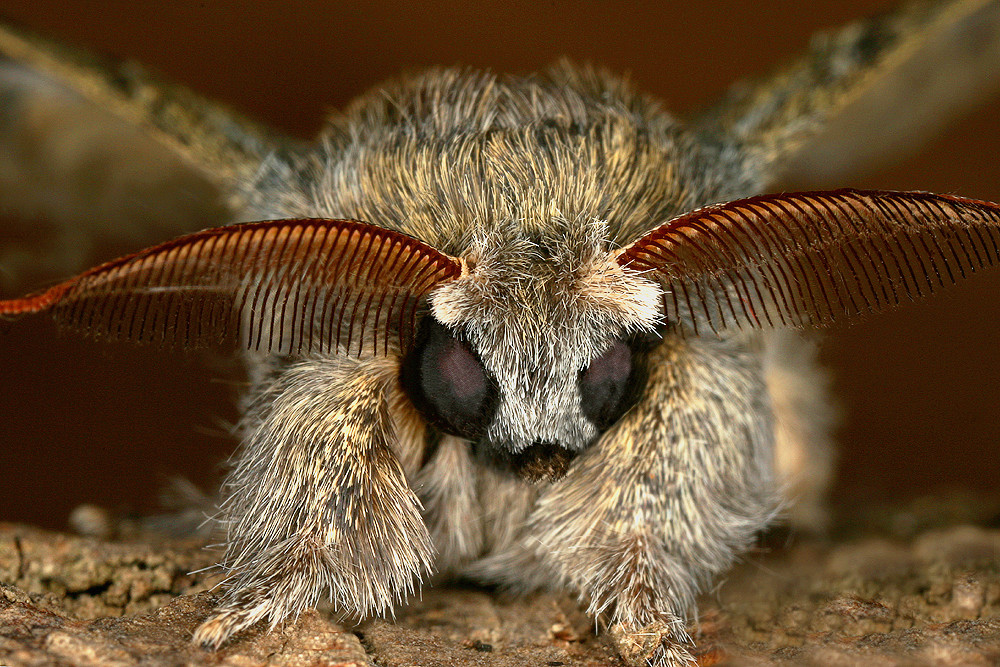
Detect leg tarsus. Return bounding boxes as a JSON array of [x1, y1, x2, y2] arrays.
[[609, 620, 696, 667]]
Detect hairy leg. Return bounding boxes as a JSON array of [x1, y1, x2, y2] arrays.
[[527, 335, 778, 665], [763, 329, 838, 530], [413, 434, 485, 575], [193, 356, 432, 648]]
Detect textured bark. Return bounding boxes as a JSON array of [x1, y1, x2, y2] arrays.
[[1, 495, 999, 666]]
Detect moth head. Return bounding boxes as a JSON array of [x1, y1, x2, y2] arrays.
[[5, 191, 1000, 484], [400, 221, 662, 481]]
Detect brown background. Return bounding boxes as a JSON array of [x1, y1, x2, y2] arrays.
[[0, 0, 998, 530]]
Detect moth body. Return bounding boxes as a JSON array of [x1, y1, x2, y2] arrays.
[[1, 3, 999, 665], [200, 69, 787, 659]]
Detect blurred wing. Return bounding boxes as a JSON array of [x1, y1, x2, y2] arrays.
[[616, 189, 1000, 333], [694, 0, 1000, 189], [0, 20, 299, 285], [0, 219, 463, 357]]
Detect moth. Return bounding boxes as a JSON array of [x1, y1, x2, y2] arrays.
[[1, 1, 999, 665]]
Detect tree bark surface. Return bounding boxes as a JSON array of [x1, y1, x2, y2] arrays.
[[1, 495, 998, 666]]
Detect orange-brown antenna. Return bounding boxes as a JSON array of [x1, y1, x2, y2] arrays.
[[0, 219, 463, 356], [617, 189, 1000, 333]]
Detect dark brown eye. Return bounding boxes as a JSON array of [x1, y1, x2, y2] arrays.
[[401, 318, 497, 439], [578, 337, 648, 430]]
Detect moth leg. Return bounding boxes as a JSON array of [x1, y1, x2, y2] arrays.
[[415, 436, 541, 580], [763, 329, 838, 530], [411, 434, 486, 576], [529, 335, 777, 666], [192, 356, 433, 649]]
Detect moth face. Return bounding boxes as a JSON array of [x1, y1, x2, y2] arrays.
[[401, 315, 655, 481], [402, 229, 663, 482]]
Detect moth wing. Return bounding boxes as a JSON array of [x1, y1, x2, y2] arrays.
[[693, 0, 1000, 189], [0, 20, 299, 286], [617, 189, 1000, 334], [0, 219, 463, 357]]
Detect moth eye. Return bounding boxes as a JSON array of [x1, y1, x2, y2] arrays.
[[578, 338, 642, 430], [401, 318, 497, 440]]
